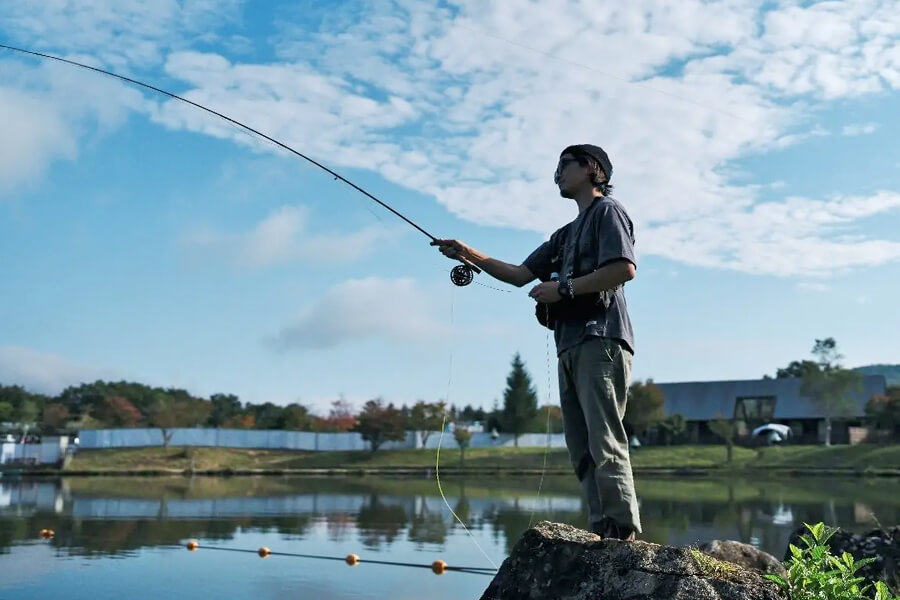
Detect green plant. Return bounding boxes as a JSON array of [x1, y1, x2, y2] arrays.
[[765, 522, 900, 600], [689, 548, 740, 580]]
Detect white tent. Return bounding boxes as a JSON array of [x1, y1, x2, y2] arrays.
[[751, 423, 792, 440]]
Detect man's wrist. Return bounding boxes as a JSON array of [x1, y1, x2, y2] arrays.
[[469, 249, 492, 267], [557, 278, 576, 300]]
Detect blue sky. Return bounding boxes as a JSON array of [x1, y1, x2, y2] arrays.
[[1, 1, 899, 415]]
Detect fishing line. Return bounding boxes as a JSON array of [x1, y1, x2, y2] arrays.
[[0, 43, 482, 287], [528, 303, 554, 529], [434, 286, 500, 572]]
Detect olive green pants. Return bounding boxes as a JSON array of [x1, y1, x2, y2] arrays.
[[558, 336, 642, 533]]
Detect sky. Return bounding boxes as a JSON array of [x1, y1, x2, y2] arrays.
[[1, 0, 899, 416]]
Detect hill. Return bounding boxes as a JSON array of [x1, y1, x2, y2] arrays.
[[853, 363, 900, 387]]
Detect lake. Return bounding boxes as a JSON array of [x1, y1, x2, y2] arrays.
[[2, 474, 900, 599]]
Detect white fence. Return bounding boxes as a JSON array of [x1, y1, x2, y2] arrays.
[[0, 437, 69, 465], [77, 428, 568, 451]]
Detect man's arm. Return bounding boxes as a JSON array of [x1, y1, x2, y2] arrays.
[[431, 239, 537, 287], [573, 203, 636, 294], [571, 260, 635, 295], [529, 259, 634, 304]]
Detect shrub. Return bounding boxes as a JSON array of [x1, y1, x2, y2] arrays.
[[765, 522, 899, 600]]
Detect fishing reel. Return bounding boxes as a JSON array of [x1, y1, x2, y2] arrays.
[[450, 259, 482, 287]]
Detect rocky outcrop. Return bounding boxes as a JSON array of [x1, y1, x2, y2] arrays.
[[698, 540, 787, 578], [480, 521, 785, 600], [784, 525, 900, 594]]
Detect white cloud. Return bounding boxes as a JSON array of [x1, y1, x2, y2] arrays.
[[0, 86, 77, 194], [141, 0, 900, 278], [0, 346, 120, 395], [180, 204, 402, 267], [266, 277, 450, 351], [842, 122, 879, 136], [0, 0, 240, 196], [0, 59, 146, 196], [0, 0, 243, 69], [644, 191, 900, 276], [4, 0, 900, 277], [797, 281, 830, 292]]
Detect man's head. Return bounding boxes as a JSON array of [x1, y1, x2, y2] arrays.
[[554, 144, 613, 198]]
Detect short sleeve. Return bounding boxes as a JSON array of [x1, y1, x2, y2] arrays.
[[593, 205, 636, 269], [523, 240, 554, 281]]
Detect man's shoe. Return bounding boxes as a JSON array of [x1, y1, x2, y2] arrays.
[[591, 516, 636, 541]]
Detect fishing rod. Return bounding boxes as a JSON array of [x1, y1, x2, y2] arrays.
[[0, 43, 482, 287]]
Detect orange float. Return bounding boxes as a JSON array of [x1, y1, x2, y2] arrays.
[[431, 560, 447, 575]]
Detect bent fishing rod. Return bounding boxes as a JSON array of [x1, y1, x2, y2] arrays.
[[0, 43, 481, 287]]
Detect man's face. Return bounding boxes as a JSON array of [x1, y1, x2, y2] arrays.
[[555, 153, 587, 199]]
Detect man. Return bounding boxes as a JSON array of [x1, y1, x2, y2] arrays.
[[431, 144, 641, 540]]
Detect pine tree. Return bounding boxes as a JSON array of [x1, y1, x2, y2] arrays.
[[501, 353, 539, 447]]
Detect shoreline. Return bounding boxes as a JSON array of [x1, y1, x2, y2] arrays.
[[6, 466, 900, 478], [7, 444, 900, 479]]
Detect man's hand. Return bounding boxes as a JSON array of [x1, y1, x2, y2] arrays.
[[430, 238, 475, 262], [528, 281, 562, 303]]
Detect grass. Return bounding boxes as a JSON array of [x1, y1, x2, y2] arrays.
[[689, 548, 743, 582], [60, 472, 900, 507], [62, 443, 900, 475]]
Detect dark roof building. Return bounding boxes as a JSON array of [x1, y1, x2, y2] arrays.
[[652, 375, 887, 445], [657, 375, 886, 421]]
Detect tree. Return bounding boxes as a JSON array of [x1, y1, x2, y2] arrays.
[[533, 405, 564, 433], [355, 398, 407, 453], [0, 385, 43, 428], [800, 338, 862, 446], [708, 415, 737, 463], [16, 399, 39, 426], [0, 385, 30, 410], [93, 396, 143, 428], [146, 394, 212, 447], [485, 399, 502, 435], [459, 404, 486, 424], [248, 402, 286, 430], [224, 414, 256, 429], [501, 353, 539, 447], [279, 403, 313, 430], [658, 413, 686, 445], [772, 360, 821, 379], [208, 393, 242, 427], [0, 401, 13, 423], [41, 403, 70, 431], [409, 400, 447, 446], [58, 381, 114, 417], [313, 397, 358, 432], [453, 425, 472, 467], [624, 379, 665, 439], [865, 387, 900, 439]]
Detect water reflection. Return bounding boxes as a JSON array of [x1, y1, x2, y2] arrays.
[[1, 475, 899, 560]]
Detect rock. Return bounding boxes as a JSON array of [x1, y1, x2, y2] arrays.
[[784, 525, 900, 594], [698, 540, 787, 578], [480, 521, 785, 600]]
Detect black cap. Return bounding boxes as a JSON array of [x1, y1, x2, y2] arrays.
[[561, 144, 612, 183]]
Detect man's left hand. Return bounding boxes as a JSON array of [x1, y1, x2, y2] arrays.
[[528, 281, 562, 303]]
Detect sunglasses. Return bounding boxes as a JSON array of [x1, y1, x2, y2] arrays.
[[554, 157, 580, 183]]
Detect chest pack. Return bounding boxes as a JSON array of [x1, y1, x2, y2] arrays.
[[534, 199, 608, 331]]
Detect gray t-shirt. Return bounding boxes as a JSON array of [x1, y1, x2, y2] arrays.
[[523, 196, 636, 356]]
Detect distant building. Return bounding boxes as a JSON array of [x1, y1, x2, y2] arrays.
[[655, 375, 887, 445]]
